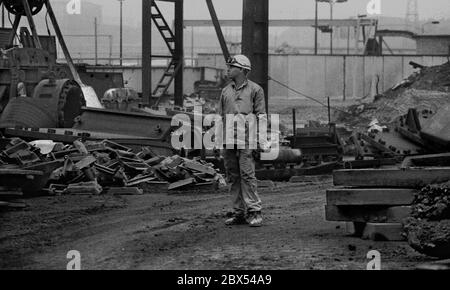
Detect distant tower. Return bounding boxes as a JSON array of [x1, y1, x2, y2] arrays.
[[405, 0, 419, 32]]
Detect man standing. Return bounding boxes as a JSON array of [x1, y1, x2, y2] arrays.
[[218, 54, 266, 227]]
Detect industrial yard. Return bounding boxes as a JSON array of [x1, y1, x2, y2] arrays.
[[0, 173, 428, 270], [0, 99, 442, 270], [1, 0, 450, 271]]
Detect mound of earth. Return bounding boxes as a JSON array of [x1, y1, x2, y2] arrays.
[[335, 61, 450, 127], [404, 181, 450, 258], [403, 218, 450, 258]]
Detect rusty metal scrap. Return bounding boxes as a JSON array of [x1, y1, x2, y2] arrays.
[[0, 136, 226, 204]]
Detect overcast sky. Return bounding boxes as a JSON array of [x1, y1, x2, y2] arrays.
[[91, 0, 450, 26]]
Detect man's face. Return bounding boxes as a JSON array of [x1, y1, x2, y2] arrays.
[[227, 65, 243, 80]]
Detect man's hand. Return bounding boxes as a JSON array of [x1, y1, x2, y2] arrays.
[[253, 141, 272, 161], [258, 139, 271, 152]]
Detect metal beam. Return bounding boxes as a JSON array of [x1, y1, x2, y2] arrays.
[[45, 0, 82, 84], [8, 15, 21, 47], [326, 188, 415, 206], [206, 0, 230, 62], [334, 168, 450, 188], [174, 0, 184, 108], [21, 0, 42, 49], [184, 18, 378, 28], [326, 205, 411, 223], [142, 0, 152, 104], [242, 0, 269, 113], [376, 29, 417, 39]]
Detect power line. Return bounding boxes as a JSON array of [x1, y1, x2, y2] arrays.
[[268, 75, 373, 121]]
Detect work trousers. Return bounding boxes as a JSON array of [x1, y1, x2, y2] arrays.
[[223, 148, 262, 215]]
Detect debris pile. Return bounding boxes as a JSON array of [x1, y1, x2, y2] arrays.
[[410, 182, 450, 220], [338, 89, 450, 126], [336, 61, 450, 126], [403, 181, 450, 258], [393, 61, 450, 93], [0, 137, 226, 207]]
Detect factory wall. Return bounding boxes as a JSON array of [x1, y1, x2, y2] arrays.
[[199, 54, 449, 99], [88, 55, 448, 99], [416, 37, 450, 55], [87, 66, 223, 97]]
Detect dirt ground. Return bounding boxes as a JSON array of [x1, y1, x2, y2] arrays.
[[0, 178, 431, 270]]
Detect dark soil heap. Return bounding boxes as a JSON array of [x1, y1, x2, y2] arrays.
[[411, 182, 450, 220], [403, 181, 450, 258]]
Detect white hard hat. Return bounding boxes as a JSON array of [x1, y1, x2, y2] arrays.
[[227, 54, 252, 71]]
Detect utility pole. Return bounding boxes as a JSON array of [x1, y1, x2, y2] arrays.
[[330, 0, 334, 55], [109, 35, 113, 65], [314, 0, 318, 55], [118, 0, 124, 66], [191, 26, 194, 66], [405, 0, 419, 32], [347, 26, 350, 55], [94, 17, 98, 65], [142, 0, 152, 104], [2, 3, 5, 28]]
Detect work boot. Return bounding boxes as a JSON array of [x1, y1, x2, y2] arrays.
[[247, 211, 263, 227], [225, 214, 248, 226]]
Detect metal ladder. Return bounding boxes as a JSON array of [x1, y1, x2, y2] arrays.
[[150, 0, 182, 105], [153, 59, 182, 106]]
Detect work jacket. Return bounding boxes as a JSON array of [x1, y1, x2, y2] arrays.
[[218, 79, 267, 148]]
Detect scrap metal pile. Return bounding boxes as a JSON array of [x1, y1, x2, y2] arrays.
[[0, 137, 226, 209], [347, 102, 450, 162], [348, 109, 427, 161]]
